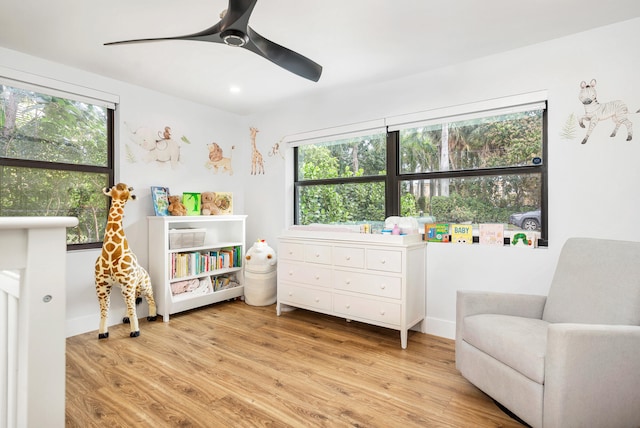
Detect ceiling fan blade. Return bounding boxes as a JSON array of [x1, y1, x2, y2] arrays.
[[245, 27, 322, 82], [104, 20, 228, 46], [222, 0, 257, 31]]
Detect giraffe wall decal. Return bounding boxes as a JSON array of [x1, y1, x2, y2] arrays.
[[95, 183, 157, 339], [249, 127, 264, 175]]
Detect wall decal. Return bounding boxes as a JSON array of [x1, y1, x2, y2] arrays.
[[249, 127, 265, 175], [560, 113, 578, 141], [205, 142, 234, 175], [268, 138, 285, 159], [578, 79, 637, 144], [125, 122, 189, 168]]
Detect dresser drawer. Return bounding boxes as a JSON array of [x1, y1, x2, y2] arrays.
[[366, 249, 402, 273], [278, 284, 332, 312], [278, 262, 332, 288], [333, 246, 365, 269], [279, 241, 305, 261], [333, 270, 401, 299], [333, 294, 401, 326], [304, 244, 332, 264]]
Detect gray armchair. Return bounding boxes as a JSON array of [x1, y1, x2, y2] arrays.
[[456, 237, 640, 428]]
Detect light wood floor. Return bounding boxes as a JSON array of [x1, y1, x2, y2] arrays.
[[66, 300, 524, 427]]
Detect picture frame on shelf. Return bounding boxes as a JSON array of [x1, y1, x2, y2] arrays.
[[150, 186, 170, 216]]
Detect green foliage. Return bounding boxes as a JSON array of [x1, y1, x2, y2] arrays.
[[298, 109, 543, 228], [0, 84, 110, 245]]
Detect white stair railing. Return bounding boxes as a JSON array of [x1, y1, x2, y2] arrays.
[[0, 217, 77, 428]]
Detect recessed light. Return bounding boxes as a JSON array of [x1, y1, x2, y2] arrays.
[[229, 85, 241, 94]]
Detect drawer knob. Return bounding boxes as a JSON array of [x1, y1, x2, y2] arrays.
[[288, 270, 293, 276], [345, 256, 351, 260], [315, 298, 320, 302], [345, 304, 350, 309], [315, 253, 320, 258], [288, 292, 293, 296], [380, 284, 386, 289], [345, 280, 351, 285], [380, 310, 386, 315], [315, 275, 320, 280], [380, 259, 386, 264]]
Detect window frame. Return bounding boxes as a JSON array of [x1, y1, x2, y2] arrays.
[[292, 100, 548, 246], [0, 81, 116, 250]]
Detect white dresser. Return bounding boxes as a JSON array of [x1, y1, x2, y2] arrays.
[[276, 230, 426, 349]]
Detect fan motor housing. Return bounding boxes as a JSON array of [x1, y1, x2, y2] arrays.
[[221, 29, 248, 47]]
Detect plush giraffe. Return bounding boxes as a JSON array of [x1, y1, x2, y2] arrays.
[[95, 183, 157, 339], [249, 127, 264, 175]]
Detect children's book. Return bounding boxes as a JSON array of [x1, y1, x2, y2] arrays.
[[451, 224, 473, 244], [510, 231, 540, 249], [214, 192, 233, 215], [424, 223, 450, 242], [150, 186, 170, 216], [479, 223, 505, 246], [182, 192, 201, 216]]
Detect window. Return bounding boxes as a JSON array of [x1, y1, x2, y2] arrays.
[[292, 96, 548, 243], [295, 131, 387, 227], [0, 82, 115, 249]]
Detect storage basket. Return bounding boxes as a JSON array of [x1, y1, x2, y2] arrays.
[[169, 228, 206, 249]]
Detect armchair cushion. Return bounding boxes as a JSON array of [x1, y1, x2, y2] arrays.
[[464, 314, 548, 384], [542, 237, 640, 325]]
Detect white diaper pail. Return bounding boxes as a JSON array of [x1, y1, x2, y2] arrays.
[[243, 239, 277, 306]]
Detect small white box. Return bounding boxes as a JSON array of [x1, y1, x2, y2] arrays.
[[169, 228, 206, 249]]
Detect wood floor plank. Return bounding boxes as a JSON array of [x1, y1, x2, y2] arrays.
[[66, 300, 524, 427]]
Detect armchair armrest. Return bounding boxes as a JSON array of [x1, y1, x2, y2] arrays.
[[544, 324, 640, 428], [456, 290, 547, 354]]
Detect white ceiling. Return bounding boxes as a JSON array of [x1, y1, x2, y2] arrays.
[[3, 0, 640, 116]]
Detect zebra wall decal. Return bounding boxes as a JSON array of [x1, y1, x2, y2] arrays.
[[578, 79, 638, 144]]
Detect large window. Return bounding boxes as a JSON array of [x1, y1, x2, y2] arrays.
[[0, 82, 114, 248], [293, 99, 548, 244]]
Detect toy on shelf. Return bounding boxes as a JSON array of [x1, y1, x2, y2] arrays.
[[168, 195, 187, 216]]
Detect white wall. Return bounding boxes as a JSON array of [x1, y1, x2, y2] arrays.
[[246, 17, 640, 339], [1, 47, 247, 336], [3, 17, 640, 339]]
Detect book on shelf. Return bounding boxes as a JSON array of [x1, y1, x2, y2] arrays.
[[170, 246, 241, 279], [479, 223, 505, 246], [182, 192, 201, 216], [424, 223, 450, 242], [451, 224, 473, 244], [150, 186, 170, 216]]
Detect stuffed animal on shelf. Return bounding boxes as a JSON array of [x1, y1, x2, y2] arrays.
[[201, 191, 220, 215], [168, 195, 187, 216], [94, 183, 157, 339]]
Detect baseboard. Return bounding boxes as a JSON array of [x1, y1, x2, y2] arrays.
[[424, 316, 456, 340]]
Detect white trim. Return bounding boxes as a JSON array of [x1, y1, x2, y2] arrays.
[[282, 91, 548, 146], [0, 65, 119, 109], [283, 119, 386, 147], [386, 90, 548, 131]]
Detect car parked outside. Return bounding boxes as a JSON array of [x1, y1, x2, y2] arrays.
[[509, 209, 541, 231]]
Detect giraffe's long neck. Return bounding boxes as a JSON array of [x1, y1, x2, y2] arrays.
[[102, 199, 129, 261]]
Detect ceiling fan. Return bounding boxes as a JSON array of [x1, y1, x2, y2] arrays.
[[104, 0, 322, 82]]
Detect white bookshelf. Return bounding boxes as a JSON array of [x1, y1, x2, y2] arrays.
[[148, 215, 247, 322]]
